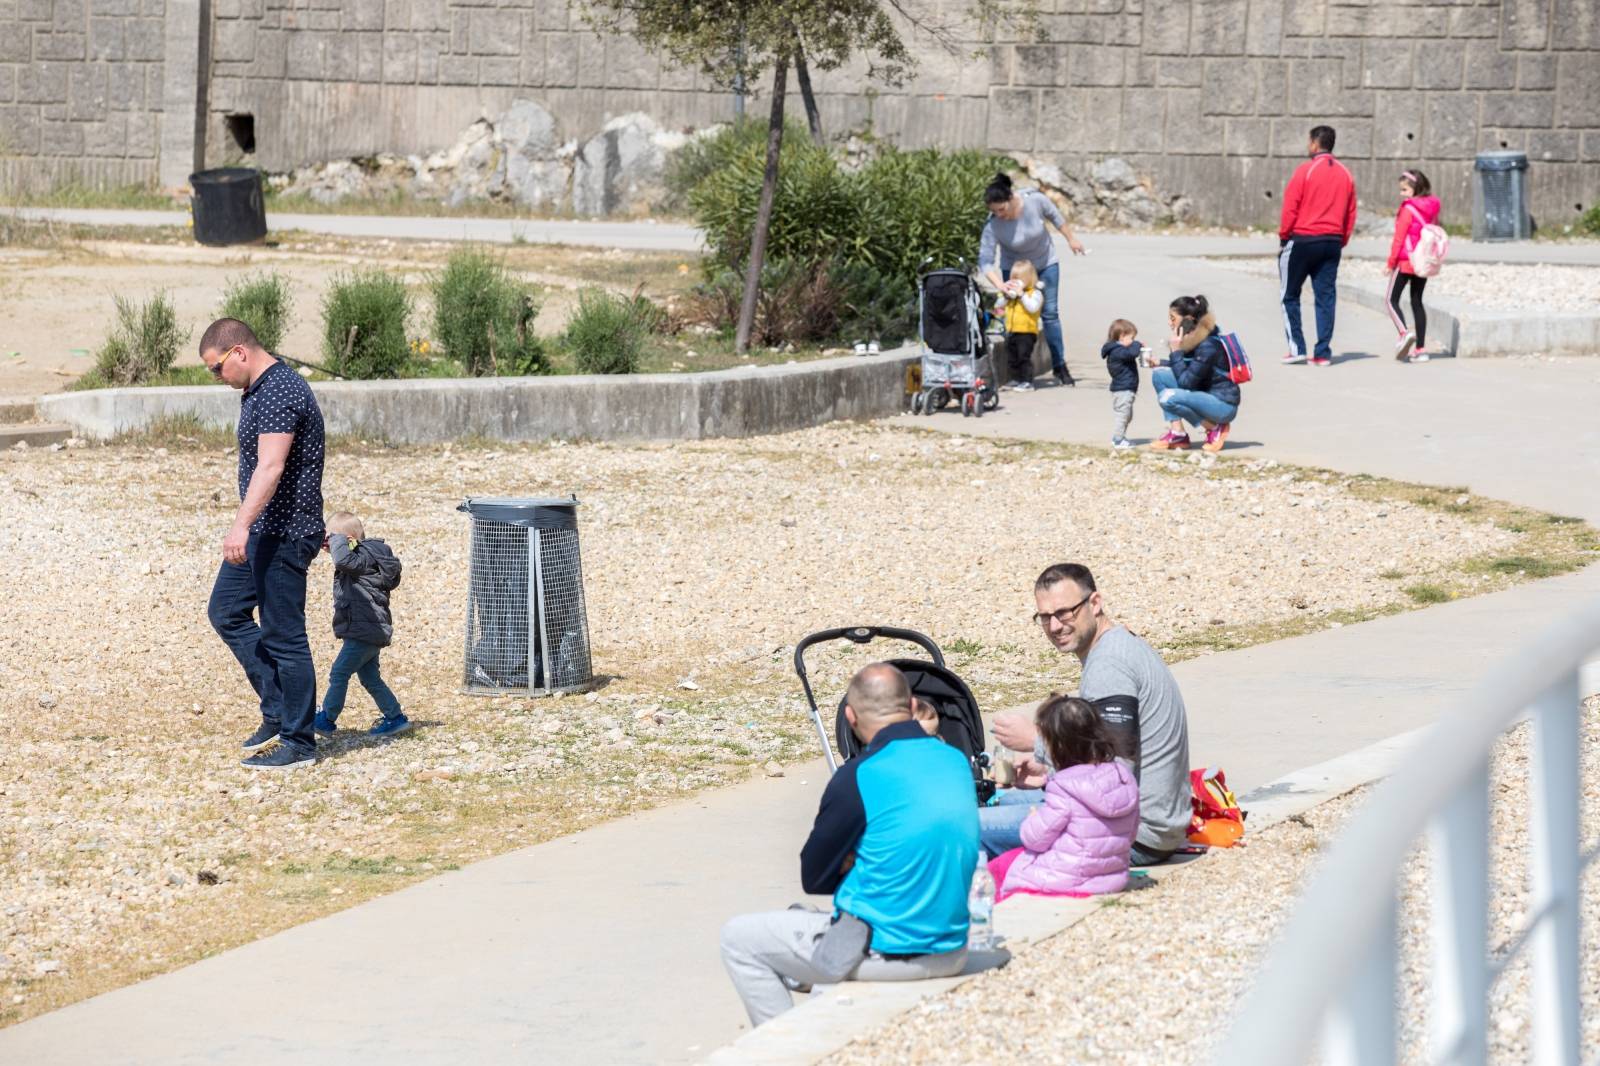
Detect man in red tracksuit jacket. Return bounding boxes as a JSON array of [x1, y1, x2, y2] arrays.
[[1278, 125, 1358, 366]]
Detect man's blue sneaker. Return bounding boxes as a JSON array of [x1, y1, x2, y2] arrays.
[[241, 723, 280, 753], [241, 745, 315, 771], [369, 716, 414, 738], [313, 712, 338, 737]]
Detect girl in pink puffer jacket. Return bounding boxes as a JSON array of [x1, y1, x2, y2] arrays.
[[989, 695, 1140, 900], [1385, 168, 1442, 363]]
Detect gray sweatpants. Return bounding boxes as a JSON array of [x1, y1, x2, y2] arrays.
[[1111, 390, 1136, 440], [720, 909, 969, 1027]]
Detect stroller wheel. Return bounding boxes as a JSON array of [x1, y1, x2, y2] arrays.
[[982, 386, 1000, 411], [923, 388, 941, 415], [910, 391, 925, 415], [973, 392, 985, 418], [961, 392, 976, 417]]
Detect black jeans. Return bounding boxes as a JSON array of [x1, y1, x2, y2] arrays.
[[1279, 235, 1342, 360], [207, 532, 321, 755], [1130, 841, 1178, 867], [1006, 332, 1036, 384]]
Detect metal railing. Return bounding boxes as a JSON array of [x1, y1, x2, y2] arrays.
[[1214, 598, 1600, 1066]]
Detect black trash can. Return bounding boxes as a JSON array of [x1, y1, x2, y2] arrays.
[[1472, 151, 1530, 242], [189, 167, 267, 246], [459, 496, 593, 696]]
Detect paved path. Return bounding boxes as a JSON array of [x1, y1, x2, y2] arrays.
[[2, 233, 1597, 1066], [12, 206, 704, 251]]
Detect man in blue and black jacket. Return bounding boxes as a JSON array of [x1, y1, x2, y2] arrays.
[[720, 663, 979, 1027]]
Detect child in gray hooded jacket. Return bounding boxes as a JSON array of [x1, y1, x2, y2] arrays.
[[313, 511, 409, 738]]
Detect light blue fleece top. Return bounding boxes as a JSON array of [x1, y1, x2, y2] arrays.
[[978, 189, 1064, 277]]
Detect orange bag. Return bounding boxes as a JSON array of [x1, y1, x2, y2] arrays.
[[1187, 766, 1246, 847]]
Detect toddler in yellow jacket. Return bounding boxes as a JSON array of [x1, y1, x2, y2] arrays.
[[995, 259, 1043, 390]]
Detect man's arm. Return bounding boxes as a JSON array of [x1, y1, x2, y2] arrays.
[[222, 432, 293, 564], [328, 536, 375, 576], [991, 710, 1038, 754], [1278, 164, 1304, 241], [1342, 174, 1358, 246], [799, 768, 866, 895]]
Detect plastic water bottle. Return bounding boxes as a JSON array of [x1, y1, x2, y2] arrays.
[[968, 854, 996, 950]]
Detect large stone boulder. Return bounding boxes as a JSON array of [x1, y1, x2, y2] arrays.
[[1023, 156, 1189, 229], [489, 99, 568, 209], [572, 112, 685, 218]]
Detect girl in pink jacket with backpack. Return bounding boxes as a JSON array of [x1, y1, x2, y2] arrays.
[[1385, 168, 1443, 363], [988, 695, 1140, 900]]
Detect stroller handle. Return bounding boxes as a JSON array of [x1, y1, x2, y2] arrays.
[[792, 626, 946, 678]]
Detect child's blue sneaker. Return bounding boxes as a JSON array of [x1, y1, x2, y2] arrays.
[[313, 711, 338, 737], [369, 715, 413, 738]]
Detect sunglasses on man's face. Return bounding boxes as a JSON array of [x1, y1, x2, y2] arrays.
[[207, 346, 240, 377], [1032, 591, 1092, 628]]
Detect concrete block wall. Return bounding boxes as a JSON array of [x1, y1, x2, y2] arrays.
[[4, 0, 1598, 228], [0, 0, 170, 193]]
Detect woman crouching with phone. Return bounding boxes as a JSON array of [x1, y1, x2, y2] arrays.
[[1148, 294, 1240, 453]]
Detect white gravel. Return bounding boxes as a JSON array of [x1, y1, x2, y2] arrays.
[[825, 701, 1600, 1066], [1203, 257, 1600, 315], [0, 422, 1536, 1025]]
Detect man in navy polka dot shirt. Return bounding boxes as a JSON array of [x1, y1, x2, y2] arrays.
[[201, 318, 327, 770]]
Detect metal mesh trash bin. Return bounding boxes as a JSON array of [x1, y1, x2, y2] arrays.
[[1473, 151, 1530, 241], [459, 496, 593, 695]]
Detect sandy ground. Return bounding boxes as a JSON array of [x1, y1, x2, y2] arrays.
[[0, 422, 1557, 1025], [827, 703, 1600, 1066]]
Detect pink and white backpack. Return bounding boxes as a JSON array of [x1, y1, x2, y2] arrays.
[[1406, 204, 1449, 277]]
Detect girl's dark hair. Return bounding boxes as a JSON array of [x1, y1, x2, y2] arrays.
[[1169, 294, 1209, 324], [1036, 695, 1119, 771], [984, 171, 1014, 205], [1401, 168, 1432, 197]]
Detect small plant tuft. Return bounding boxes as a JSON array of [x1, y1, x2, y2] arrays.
[[1403, 583, 1452, 604], [322, 268, 412, 379], [219, 272, 293, 352], [91, 292, 188, 386], [431, 249, 545, 376], [564, 288, 648, 375]]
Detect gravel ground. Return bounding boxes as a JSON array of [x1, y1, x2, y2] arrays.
[[0, 422, 1548, 1024], [1202, 257, 1600, 315], [827, 700, 1600, 1066]]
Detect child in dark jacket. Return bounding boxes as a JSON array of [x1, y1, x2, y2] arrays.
[[1100, 319, 1142, 450], [312, 511, 410, 738]]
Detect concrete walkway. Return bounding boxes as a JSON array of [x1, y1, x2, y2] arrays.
[[2, 234, 1597, 1066], [14, 206, 703, 251]]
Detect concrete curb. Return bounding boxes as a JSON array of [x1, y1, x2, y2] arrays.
[[1338, 281, 1600, 358], [38, 352, 922, 444], [704, 649, 1600, 1066]]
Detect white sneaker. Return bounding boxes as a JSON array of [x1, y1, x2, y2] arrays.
[[1015, 381, 1034, 391], [867, 340, 881, 354], [1409, 349, 1430, 363], [1282, 352, 1307, 365], [1111, 437, 1134, 450], [1394, 331, 1416, 361], [853, 341, 868, 355], [999, 381, 1015, 391]]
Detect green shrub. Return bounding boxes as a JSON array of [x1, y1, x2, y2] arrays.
[[321, 268, 412, 379], [854, 147, 1011, 285], [431, 249, 545, 376], [1579, 205, 1600, 235], [564, 289, 647, 374], [664, 119, 803, 211], [690, 134, 866, 274], [219, 272, 293, 351], [92, 292, 187, 386], [688, 258, 911, 348]]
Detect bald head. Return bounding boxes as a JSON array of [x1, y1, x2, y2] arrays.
[[844, 663, 913, 744]]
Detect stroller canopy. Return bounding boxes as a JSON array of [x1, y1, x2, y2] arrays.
[[834, 657, 986, 764], [921, 270, 979, 357]]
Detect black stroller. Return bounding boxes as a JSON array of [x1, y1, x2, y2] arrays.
[[910, 262, 1000, 419], [793, 625, 995, 803]]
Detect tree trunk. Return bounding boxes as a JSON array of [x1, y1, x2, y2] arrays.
[[735, 52, 789, 355], [795, 48, 822, 145]]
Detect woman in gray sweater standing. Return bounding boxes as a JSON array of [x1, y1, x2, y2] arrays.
[[978, 172, 1087, 386]]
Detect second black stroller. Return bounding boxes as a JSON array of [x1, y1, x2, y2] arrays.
[[793, 625, 995, 803]]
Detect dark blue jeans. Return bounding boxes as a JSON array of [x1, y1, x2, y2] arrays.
[[1038, 261, 1066, 376], [207, 533, 321, 755], [1279, 236, 1342, 360], [323, 639, 402, 723]]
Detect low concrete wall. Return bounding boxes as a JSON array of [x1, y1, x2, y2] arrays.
[[1339, 283, 1600, 359], [38, 350, 937, 443]]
